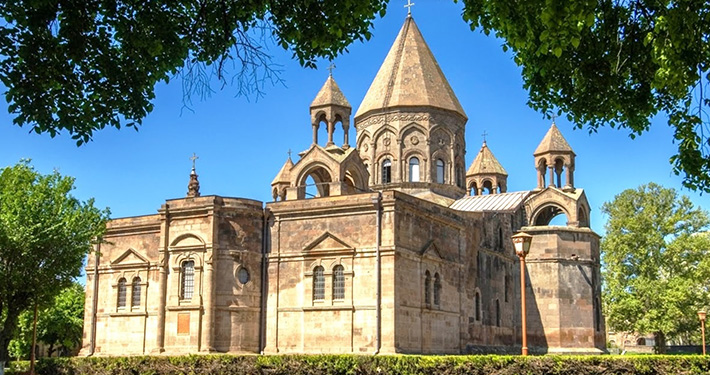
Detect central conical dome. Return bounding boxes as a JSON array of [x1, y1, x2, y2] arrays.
[[354, 16, 467, 121]]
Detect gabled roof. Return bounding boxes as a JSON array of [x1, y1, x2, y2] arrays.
[[466, 142, 507, 176], [534, 123, 575, 156], [449, 191, 531, 212], [311, 75, 351, 108], [271, 157, 294, 185], [354, 16, 466, 120]]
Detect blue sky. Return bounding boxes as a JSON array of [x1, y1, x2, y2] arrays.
[[1, 1, 707, 236]]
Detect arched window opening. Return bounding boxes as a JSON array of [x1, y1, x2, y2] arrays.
[[495, 299, 501, 327], [117, 278, 127, 308], [554, 159, 565, 188], [272, 188, 280, 202], [317, 118, 328, 146], [331, 117, 343, 146], [181, 260, 195, 300], [533, 205, 569, 226], [537, 159, 547, 187], [302, 166, 332, 199], [313, 266, 325, 301], [469, 182, 478, 196], [433, 273, 442, 306], [409, 157, 420, 182], [475, 291, 481, 321], [382, 159, 392, 184], [456, 166, 464, 188], [333, 265, 345, 300], [482, 180, 494, 195], [436, 159, 445, 183], [424, 271, 431, 305], [579, 207, 589, 227], [636, 338, 646, 346], [131, 277, 141, 307]]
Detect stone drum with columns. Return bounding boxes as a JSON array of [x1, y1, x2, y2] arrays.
[[81, 14, 605, 356]]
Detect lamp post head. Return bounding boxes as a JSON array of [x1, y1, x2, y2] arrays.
[[699, 311, 707, 322], [512, 232, 533, 258]]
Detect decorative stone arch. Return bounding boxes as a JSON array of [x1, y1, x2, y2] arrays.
[[357, 131, 372, 152], [429, 124, 454, 143], [578, 204, 590, 227], [376, 153, 396, 184], [531, 202, 571, 226], [170, 233, 206, 249], [431, 149, 450, 184], [468, 180, 478, 196], [295, 161, 335, 199], [402, 149, 426, 182], [481, 178, 495, 195], [400, 122, 427, 147], [342, 159, 369, 194], [454, 156, 466, 188]]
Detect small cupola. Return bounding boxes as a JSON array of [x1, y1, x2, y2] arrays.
[[271, 154, 294, 201], [187, 153, 200, 198], [533, 122, 576, 191], [466, 141, 508, 195], [310, 72, 352, 148]]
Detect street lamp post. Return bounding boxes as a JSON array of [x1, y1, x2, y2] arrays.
[[512, 232, 533, 356], [699, 311, 707, 355]]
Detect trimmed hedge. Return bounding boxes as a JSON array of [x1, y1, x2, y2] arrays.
[[8, 354, 710, 375]]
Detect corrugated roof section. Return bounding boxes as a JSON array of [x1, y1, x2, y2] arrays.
[[449, 191, 531, 212]]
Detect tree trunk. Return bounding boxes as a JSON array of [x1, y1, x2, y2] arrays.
[[0, 307, 20, 369], [654, 331, 667, 354], [30, 303, 37, 375]]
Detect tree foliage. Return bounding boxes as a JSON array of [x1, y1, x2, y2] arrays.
[[601, 183, 710, 353], [0, 161, 108, 365], [8, 283, 85, 360], [0, 0, 388, 144], [459, 0, 710, 192]]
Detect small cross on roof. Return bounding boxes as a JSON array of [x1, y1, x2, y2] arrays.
[[404, 0, 415, 15]]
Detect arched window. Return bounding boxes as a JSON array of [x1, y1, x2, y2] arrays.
[[131, 277, 141, 307], [181, 260, 195, 300], [409, 157, 420, 182], [496, 299, 501, 327], [436, 159, 445, 183], [475, 291, 481, 321], [333, 265, 345, 300], [424, 271, 431, 305], [382, 159, 392, 184], [433, 273, 442, 305], [313, 266, 325, 301], [117, 278, 127, 308]]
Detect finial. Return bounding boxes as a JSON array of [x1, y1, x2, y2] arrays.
[[287, 149, 292, 159], [481, 130, 488, 144], [550, 113, 557, 125], [404, 0, 415, 16], [327, 63, 336, 77], [187, 153, 200, 198]]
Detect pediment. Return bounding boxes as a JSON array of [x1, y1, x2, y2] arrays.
[[420, 240, 443, 259], [303, 232, 354, 253], [111, 248, 150, 267]]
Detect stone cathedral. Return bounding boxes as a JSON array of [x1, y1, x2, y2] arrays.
[[80, 15, 605, 356]]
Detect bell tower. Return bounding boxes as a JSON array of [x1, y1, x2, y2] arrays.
[[465, 141, 507, 195], [533, 121, 575, 192], [310, 70, 352, 149]]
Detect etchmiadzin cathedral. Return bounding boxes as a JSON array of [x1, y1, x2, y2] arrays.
[[80, 12, 606, 356]]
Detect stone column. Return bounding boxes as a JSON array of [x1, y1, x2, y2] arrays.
[[201, 254, 215, 352], [343, 124, 350, 148], [327, 120, 335, 146], [565, 164, 574, 189], [548, 165, 555, 187], [153, 207, 170, 353], [312, 124, 318, 145]]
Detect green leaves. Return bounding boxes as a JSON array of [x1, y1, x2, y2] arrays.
[[459, 0, 710, 192], [0, 0, 388, 143], [0, 160, 109, 362], [601, 183, 710, 351]]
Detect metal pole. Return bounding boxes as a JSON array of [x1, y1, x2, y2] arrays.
[[519, 255, 528, 356], [702, 319, 706, 355]]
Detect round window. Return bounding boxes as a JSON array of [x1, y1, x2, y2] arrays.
[[237, 267, 250, 284]]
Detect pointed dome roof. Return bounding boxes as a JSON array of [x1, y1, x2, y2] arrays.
[[271, 157, 294, 185], [533, 123, 575, 156], [311, 75, 351, 108], [467, 142, 508, 176], [354, 16, 466, 120]]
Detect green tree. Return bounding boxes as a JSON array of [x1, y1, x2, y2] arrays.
[[601, 183, 710, 353], [7, 283, 85, 360], [3, 1, 710, 192], [459, 0, 710, 192], [0, 0, 388, 144], [0, 161, 108, 372]]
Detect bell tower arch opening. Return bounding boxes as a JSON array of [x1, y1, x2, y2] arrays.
[[297, 164, 334, 199], [532, 203, 570, 226]]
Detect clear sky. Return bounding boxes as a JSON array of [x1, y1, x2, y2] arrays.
[[1, 1, 708, 236]]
